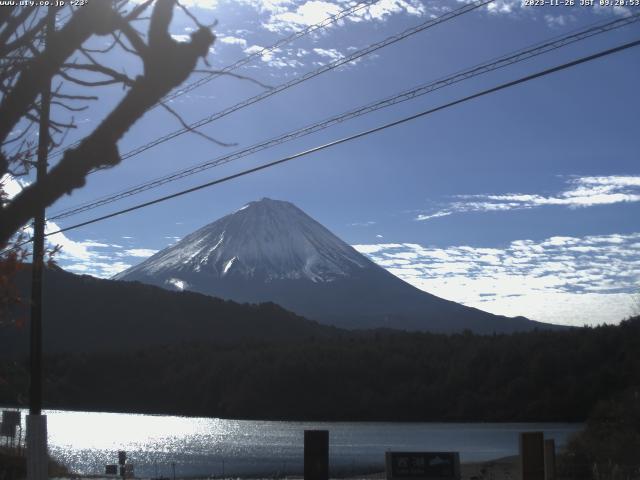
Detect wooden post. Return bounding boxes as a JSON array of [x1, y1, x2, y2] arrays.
[[304, 430, 329, 480], [520, 432, 545, 480], [544, 439, 556, 480], [26, 415, 48, 480], [27, 7, 55, 480]]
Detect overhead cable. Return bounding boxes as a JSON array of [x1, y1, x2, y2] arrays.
[[82, 0, 494, 166], [47, 0, 383, 159], [47, 12, 640, 221], [37, 37, 640, 240]]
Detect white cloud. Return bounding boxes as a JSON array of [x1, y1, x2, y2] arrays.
[[1, 174, 28, 201], [457, 0, 632, 20], [170, 34, 191, 43], [264, 1, 342, 32], [243, 44, 304, 68], [254, 0, 425, 34], [0, 178, 125, 278], [0, 187, 157, 277], [131, 0, 219, 8], [40, 223, 133, 278], [353, 232, 640, 326], [244, 44, 265, 55], [312, 47, 344, 61], [350, 220, 376, 227], [218, 35, 248, 48], [544, 14, 575, 28], [223, 0, 426, 70], [416, 175, 640, 220], [123, 248, 158, 258], [415, 211, 452, 221]]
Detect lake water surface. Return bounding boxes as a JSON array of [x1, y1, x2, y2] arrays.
[[12, 409, 582, 477]]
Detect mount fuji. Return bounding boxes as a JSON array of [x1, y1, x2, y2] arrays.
[[114, 198, 549, 333]]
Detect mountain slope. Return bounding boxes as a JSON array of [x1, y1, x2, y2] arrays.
[[1, 266, 337, 358], [115, 198, 551, 333]]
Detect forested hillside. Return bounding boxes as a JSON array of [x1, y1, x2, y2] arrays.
[[1, 317, 638, 422], [1, 266, 337, 356]]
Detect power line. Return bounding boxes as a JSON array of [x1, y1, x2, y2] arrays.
[[47, 0, 494, 220], [80, 0, 494, 167], [47, 0, 382, 160], [47, 13, 640, 221], [160, 0, 382, 105], [38, 37, 640, 241]]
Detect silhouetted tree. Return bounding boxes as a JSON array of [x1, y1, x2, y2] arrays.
[[0, 0, 219, 323], [0, 0, 215, 246]]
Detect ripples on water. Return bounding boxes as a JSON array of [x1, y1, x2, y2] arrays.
[[12, 409, 581, 478]]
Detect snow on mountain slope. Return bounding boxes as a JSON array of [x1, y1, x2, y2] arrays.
[[114, 198, 550, 333], [114, 198, 372, 284]]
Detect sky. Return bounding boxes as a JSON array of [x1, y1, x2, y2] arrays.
[[3, 0, 640, 326]]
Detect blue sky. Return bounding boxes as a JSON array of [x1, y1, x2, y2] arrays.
[[4, 0, 640, 326]]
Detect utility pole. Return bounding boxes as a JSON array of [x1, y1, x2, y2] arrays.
[[27, 7, 55, 480]]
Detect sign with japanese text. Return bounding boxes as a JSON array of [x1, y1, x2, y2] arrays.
[[385, 452, 460, 480]]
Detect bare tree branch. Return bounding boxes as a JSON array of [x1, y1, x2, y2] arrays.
[[0, 10, 50, 58], [57, 70, 129, 88], [0, 0, 216, 245], [61, 62, 136, 87], [50, 100, 89, 112], [53, 92, 99, 101], [0, 2, 120, 146], [193, 69, 273, 90], [160, 101, 236, 147]]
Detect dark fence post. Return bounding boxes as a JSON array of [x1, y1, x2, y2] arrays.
[[520, 432, 545, 480], [304, 430, 329, 480], [544, 438, 556, 480]]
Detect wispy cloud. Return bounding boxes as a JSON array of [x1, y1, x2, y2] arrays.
[[218, 35, 249, 48], [254, 0, 426, 34], [123, 248, 158, 258], [416, 175, 640, 221], [353, 232, 640, 326], [243, 44, 305, 68], [544, 13, 576, 28], [1, 174, 28, 202], [313, 47, 344, 61], [42, 224, 131, 278], [229, 0, 426, 69], [49, 231, 159, 278], [2, 175, 156, 278], [350, 220, 376, 227], [170, 34, 191, 42]]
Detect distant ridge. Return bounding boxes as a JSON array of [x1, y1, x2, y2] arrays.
[[115, 198, 554, 333], [1, 265, 336, 357]]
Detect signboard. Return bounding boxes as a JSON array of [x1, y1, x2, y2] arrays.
[[105, 465, 118, 475], [304, 430, 329, 480], [385, 452, 461, 480], [0, 410, 20, 437]]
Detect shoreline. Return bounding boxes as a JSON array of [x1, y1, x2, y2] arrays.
[[0, 404, 586, 425], [48, 457, 521, 480]]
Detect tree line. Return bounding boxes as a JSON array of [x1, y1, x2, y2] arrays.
[[1, 316, 638, 422]]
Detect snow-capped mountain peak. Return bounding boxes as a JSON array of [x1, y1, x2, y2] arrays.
[[114, 198, 545, 334], [115, 198, 370, 284]]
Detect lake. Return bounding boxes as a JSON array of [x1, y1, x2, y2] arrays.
[[10, 409, 582, 477]]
